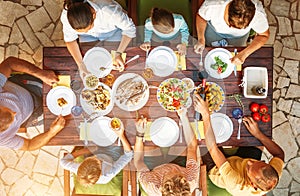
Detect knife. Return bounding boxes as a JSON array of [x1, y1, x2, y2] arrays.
[[84, 118, 88, 146], [194, 113, 201, 141], [233, 48, 237, 77], [179, 119, 183, 143]]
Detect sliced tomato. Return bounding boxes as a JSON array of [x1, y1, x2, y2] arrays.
[[172, 99, 181, 108], [217, 67, 222, 74]]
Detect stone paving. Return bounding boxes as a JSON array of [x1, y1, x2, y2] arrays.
[[0, 0, 299, 195]]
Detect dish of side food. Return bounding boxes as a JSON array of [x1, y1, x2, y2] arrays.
[[112, 73, 149, 111], [194, 82, 225, 113], [80, 82, 114, 115]]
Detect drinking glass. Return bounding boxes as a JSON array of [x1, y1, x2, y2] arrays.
[[71, 105, 83, 117], [109, 117, 123, 131], [143, 67, 153, 79]]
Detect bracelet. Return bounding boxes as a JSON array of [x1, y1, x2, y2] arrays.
[[136, 132, 145, 138], [115, 51, 122, 56]]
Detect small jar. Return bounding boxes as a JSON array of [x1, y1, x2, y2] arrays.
[[252, 86, 266, 95]]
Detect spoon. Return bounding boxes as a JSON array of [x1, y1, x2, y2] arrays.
[[237, 117, 242, 140]]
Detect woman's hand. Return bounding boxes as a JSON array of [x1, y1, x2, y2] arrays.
[[140, 42, 151, 52], [193, 94, 210, 117], [113, 54, 125, 72], [176, 107, 188, 119], [176, 43, 187, 56], [135, 117, 147, 137]]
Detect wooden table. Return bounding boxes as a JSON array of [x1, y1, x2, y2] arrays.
[[43, 44, 273, 146]]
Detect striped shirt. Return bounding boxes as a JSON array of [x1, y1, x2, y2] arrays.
[[139, 159, 199, 195], [0, 73, 33, 149]]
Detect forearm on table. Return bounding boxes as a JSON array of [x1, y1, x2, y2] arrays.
[[116, 35, 132, 53], [0, 57, 44, 78], [134, 136, 147, 170], [202, 113, 226, 167], [20, 130, 59, 151], [65, 41, 84, 69], [240, 30, 270, 59], [255, 132, 284, 161], [120, 134, 132, 152], [196, 15, 207, 43], [181, 115, 197, 160]]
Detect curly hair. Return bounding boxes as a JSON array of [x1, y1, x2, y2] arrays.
[[64, 0, 94, 30], [228, 0, 255, 29], [161, 174, 191, 196], [151, 7, 174, 33], [77, 156, 101, 187], [0, 107, 14, 132]]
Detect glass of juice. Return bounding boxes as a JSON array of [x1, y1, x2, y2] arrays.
[[109, 117, 123, 131]]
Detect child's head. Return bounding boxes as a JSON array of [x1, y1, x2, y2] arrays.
[[151, 7, 174, 34], [64, 0, 95, 32], [77, 156, 101, 187]]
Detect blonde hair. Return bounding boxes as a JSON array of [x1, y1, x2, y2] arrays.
[[0, 108, 14, 132], [151, 7, 174, 33], [77, 156, 101, 186], [161, 174, 191, 196]]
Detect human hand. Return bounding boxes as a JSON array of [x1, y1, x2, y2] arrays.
[[112, 121, 125, 137], [49, 115, 66, 134], [135, 117, 147, 137], [140, 42, 151, 52], [193, 94, 210, 117], [39, 70, 59, 86], [113, 55, 125, 72], [78, 63, 91, 80], [230, 52, 246, 66], [194, 40, 205, 54], [242, 116, 262, 137], [176, 44, 187, 55], [176, 107, 188, 119]]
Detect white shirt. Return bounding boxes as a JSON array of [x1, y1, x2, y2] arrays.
[[60, 151, 133, 184], [198, 0, 269, 37], [0, 73, 33, 149], [61, 0, 136, 42]]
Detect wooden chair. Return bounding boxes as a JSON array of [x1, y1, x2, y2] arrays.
[[63, 153, 137, 196]]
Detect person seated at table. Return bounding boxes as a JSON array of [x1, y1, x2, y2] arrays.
[[140, 7, 189, 55], [193, 94, 284, 195], [194, 0, 270, 66], [61, 0, 136, 77], [0, 57, 66, 151], [134, 109, 199, 195], [60, 125, 133, 185]]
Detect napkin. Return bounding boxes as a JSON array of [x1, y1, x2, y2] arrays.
[[79, 122, 92, 140], [190, 121, 205, 139], [175, 51, 186, 71], [142, 121, 204, 141], [52, 75, 71, 88], [231, 52, 242, 71], [111, 50, 127, 65]]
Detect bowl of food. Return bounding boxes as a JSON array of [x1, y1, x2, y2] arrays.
[[157, 78, 189, 111], [83, 74, 99, 90], [182, 78, 195, 93]]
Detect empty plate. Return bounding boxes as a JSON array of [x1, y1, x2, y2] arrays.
[[210, 113, 233, 143], [146, 46, 177, 77], [150, 117, 179, 147], [46, 86, 76, 116], [83, 47, 113, 78], [90, 116, 118, 146]]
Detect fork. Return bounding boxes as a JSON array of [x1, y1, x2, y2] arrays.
[[179, 119, 183, 143], [199, 52, 203, 67]]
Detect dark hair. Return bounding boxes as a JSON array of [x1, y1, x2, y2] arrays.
[[228, 0, 255, 29], [151, 7, 174, 33], [64, 0, 94, 30], [256, 165, 279, 191]]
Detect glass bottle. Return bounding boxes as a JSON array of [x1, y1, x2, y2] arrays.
[[252, 86, 266, 95]]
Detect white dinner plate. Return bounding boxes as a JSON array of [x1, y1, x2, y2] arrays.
[[146, 46, 177, 77], [112, 73, 149, 111], [204, 48, 234, 79], [80, 82, 114, 115], [210, 113, 233, 143], [150, 117, 179, 147], [83, 47, 112, 78], [46, 86, 76, 116], [90, 116, 118, 146]]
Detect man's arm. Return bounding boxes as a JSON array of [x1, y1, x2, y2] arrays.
[[20, 116, 65, 151], [133, 118, 149, 171], [0, 57, 58, 85], [114, 35, 132, 71], [231, 29, 270, 65], [193, 94, 227, 168], [243, 116, 284, 161]]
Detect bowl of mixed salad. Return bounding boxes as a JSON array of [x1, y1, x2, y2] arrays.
[[157, 78, 189, 111]]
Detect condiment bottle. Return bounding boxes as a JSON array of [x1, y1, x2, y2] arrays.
[[252, 86, 266, 95]]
